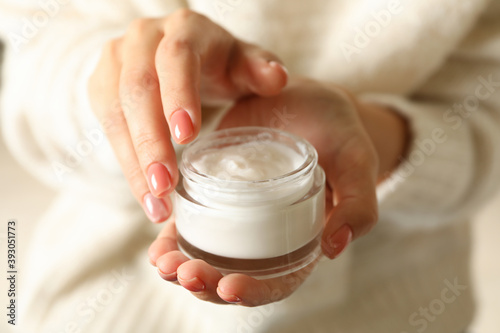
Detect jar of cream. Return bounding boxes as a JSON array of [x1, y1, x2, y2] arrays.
[[175, 127, 325, 279]]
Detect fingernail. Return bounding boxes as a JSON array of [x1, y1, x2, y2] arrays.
[[217, 287, 242, 303], [147, 163, 172, 197], [170, 109, 194, 144], [158, 268, 177, 281], [324, 225, 353, 259], [268, 60, 289, 77], [178, 277, 205, 292], [143, 193, 169, 223]]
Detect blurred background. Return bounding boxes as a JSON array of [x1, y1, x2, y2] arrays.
[[0, 41, 499, 332]]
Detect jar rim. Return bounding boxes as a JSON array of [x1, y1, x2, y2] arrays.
[[180, 127, 318, 192]]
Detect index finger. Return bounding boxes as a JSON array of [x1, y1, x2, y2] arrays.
[[155, 10, 288, 145]]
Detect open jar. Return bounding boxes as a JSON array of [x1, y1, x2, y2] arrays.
[[174, 127, 325, 279]]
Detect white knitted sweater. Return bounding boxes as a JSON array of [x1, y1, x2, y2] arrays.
[[1, 0, 500, 332]]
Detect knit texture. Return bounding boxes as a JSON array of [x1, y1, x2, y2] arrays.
[[1, 0, 500, 332]]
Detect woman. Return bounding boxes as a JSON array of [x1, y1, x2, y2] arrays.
[[1, 0, 499, 332]]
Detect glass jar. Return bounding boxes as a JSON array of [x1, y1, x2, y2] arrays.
[[175, 127, 325, 279]]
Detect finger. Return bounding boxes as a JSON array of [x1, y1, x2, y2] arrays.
[[218, 274, 273, 306], [177, 259, 226, 304], [119, 19, 179, 199], [148, 220, 178, 265], [217, 274, 290, 306], [156, 10, 205, 144], [322, 133, 379, 259], [156, 250, 189, 282], [156, 10, 287, 145], [217, 257, 318, 307], [230, 41, 288, 97], [92, 38, 171, 224]]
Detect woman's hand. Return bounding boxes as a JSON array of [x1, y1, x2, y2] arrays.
[[87, 9, 288, 223], [149, 78, 409, 306]]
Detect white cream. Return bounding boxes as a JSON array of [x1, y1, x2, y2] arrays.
[[175, 127, 325, 276], [191, 142, 303, 181]]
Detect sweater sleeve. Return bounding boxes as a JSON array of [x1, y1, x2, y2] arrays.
[[0, 0, 185, 189], [368, 8, 500, 229]]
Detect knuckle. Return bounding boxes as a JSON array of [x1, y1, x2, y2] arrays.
[[161, 34, 195, 56], [127, 18, 155, 36], [161, 10, 206, 55], [348, 137, 378, 170], [169, 8, 197, 23], [344, 140, 371, 168], [98, 105, 127, 136], [134, 132, 163, 161], [119, 69, 158, 107]]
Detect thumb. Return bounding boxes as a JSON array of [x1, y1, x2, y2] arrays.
[[230, 41, 289, 97], [321, 136, 379, 259]]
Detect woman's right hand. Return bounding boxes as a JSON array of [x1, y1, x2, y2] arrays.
[[87, 9, 288, 223]]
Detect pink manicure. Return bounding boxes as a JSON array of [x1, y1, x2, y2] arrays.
[[158, 269, 177, 282], [269, 60, 289, 77], [325, 225, 353, 259], [170, 109, 194, 144], [217, 287, 242, 303], [147, 163, 172, 197], [143, 193, 169, 223], [178, 277, 205, 292]]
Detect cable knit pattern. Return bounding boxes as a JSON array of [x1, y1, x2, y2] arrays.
[[1, 0, 499, 332]]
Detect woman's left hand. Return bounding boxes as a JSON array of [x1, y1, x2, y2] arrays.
[[148, 78, 408, 305]]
